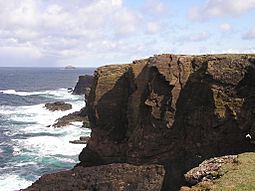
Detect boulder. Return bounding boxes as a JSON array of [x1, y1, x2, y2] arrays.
[[184, 155, 238, 185], [45, 101, 72, 111]]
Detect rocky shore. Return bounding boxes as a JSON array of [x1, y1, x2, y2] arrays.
[[23, 54, 255, 191]]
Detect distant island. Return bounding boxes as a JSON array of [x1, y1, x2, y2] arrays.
[[64, 65, 76, 69]]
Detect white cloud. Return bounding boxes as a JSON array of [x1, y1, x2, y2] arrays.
[[188, 0, 255, 21], [243, 25, 255, 39], [0, 0, 171, 66], [112, 0, 122, 7], [42, 4, 71, 30], [219, 23, 232, 32], [143, 0, 168, 16], [189, 32, 210, 42], [0, 44, 42, 59], [146, 22, 160, 33], [113, 8, 140, 36], [0, 0, 39, 28]]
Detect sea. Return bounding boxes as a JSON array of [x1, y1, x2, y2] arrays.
[[0, 67, 94, 191]]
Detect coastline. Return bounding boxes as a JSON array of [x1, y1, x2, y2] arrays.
[[23, 54, 255, 191]]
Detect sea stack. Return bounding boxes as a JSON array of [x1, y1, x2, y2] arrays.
[[64, 65, 76, 69], [72, 75, 93, 95]]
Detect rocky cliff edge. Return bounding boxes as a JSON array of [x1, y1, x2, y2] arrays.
[[25, 54, 255, 191]]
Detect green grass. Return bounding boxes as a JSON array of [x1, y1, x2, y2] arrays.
[[211, 152, 255, 191], [190, 152, 255, 191]]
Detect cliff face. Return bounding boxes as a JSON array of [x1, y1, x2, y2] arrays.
[[72, 75, 93, 95], [79, 54, 255, 190]]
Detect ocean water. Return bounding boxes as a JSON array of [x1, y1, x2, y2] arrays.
[[0, 67, 94, 191]]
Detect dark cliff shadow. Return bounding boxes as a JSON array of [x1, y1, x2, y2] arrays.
[[236, 58, 255, 139], [161, 59, 255, 191], [79, 67, 136, 166]]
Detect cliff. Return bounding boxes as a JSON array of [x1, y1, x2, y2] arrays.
[[72, 75, 93, 95], [24, 54, 255, 191], [79, 54, 255, 190]]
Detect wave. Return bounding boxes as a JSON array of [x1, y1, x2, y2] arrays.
[[0, 88, 82, 101], [0, 174, 34, 191], [0, 87, 90, 190], [0, 89, 47, 96], [0, 100, 84, 126]]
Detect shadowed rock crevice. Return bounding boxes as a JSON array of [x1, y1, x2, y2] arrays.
[[161, 56, 254, 190]]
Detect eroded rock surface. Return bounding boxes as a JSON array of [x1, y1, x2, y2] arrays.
[[22, 164, 165, 191], [79, 54, 255, 190]]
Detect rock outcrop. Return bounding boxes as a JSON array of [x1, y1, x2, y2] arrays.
[[72, 75, 93, 95], [24, 54, 255, 191], [45, 101, 72, 111], [183, 155, 238, 185], [69, 136, 90, 144], [79, 54, 255, 190], [22, 164, 165, 191], [52, 108, 89, 128]]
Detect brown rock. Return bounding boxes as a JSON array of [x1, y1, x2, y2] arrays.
[[69, 136, 90, 144], [21, 163, 165, 191], [79, 54, 255, 190], [45, 101, 72, 111], [184, 155, 238, 185], [52, 107, 90, 128], [53, 111, 83, 127], [72, 75, 93, 95]]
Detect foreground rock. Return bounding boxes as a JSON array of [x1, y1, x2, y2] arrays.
[[72, 75, 93, 95], [22, 164, 165, 191], [45, 101, 72, 111]]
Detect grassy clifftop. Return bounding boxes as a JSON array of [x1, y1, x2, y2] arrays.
[[183, 152, 255, 191]]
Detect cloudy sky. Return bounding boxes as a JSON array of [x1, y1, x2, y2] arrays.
[[0, 0, 255, 67]]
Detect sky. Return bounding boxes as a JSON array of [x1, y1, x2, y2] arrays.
[[0, 0, 255, 67]]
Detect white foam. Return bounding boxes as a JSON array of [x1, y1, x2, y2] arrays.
[[0, 88, 82, 101], [0, 89, 45, 96], [0, 174, 33, 191], [13, 125, 90, 157], [0, 99, 85, 128], [1, 88, 90, 190]]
